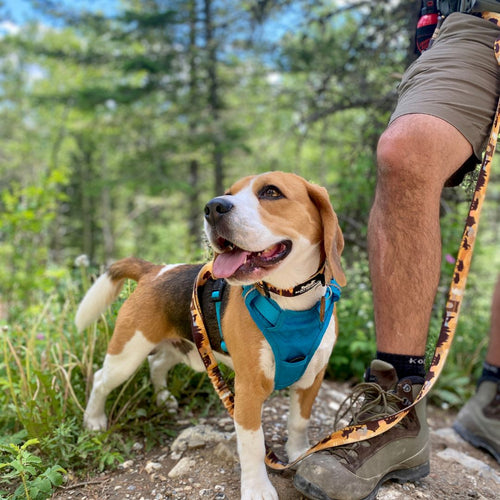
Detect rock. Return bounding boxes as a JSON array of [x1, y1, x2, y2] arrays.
[[212, 440, 238, 462], [132, 442, 144, 451], [171, 425, 234, 452], [218, 417, 234, 432], [145, 461, 163, 474], [168, 457, 196, 478], [431, 427, 464, 445], [437, 447, 500, 484]]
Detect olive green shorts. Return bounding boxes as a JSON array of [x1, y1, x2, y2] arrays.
[[390, 13, 500, 181]]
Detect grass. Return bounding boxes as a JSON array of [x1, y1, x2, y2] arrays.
[[0, 262, 221, 499]]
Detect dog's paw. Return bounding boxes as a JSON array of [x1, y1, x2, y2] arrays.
[[241, 480, 278, 500], [83, 413, 107, 431], [286, 444, 309, 464], [156, 390, 178, 413]]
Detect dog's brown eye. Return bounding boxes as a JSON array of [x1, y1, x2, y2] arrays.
[[259, 185, 284, 200]]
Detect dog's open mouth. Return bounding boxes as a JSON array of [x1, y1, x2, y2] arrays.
[[212, 239, 292, 279]]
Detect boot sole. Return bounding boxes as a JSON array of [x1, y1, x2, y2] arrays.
[[294, 461, 430, 500], [453, 422, 500, 463]]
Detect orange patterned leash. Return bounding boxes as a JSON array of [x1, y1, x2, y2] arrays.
[[190, 98, 500, 470], [190, 261, 235, 417], [416, 98, 500, 406]]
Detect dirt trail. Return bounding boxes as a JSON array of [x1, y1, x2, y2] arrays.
[[53, 380, 500, 500]]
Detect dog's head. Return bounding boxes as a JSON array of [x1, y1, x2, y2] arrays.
[[204, 171, 346, 289]]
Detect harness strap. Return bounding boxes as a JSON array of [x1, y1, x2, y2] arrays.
[[211, 279, 228, 353], [191, 97, 500, 470]]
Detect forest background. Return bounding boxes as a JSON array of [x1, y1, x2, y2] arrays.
[[1, 1, 499, 498]]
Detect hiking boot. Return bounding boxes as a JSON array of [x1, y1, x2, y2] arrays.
[[294, 360, 429, 500], [453, 379, 500, 463]]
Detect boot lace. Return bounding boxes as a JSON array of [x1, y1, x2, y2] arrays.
[[334, 381, 405, 429], [328, 382, 406, 460]]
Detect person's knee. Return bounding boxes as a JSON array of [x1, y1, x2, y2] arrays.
[[376, 114, 472, 189], [376, 124, 421, 187]]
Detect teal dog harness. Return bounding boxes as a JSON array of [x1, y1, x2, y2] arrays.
[[241, 281, 341, 390]]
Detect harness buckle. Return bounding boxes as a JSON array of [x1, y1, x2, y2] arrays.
[[211, 281, 228, 353]]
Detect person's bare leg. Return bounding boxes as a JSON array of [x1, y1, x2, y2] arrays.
[[485, 275, 500, 366], [369, 114, 473, 355]]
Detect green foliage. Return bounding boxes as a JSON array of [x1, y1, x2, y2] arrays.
[[328, 255, 376, 381], [0, 439, 65, 500], [0, 169, 69, 313], [430, 372, 472, 409], [0, 265, 120, 475]]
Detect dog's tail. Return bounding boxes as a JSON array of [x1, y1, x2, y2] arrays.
[[75, 257, 155, 332]]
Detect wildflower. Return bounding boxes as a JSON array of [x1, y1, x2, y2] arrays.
[[75, 254, 90, 267]]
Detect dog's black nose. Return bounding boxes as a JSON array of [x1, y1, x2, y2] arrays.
[[204, 197, 234, 225]]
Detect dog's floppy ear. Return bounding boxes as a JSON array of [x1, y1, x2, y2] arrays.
[[306, 182, 346, 287]]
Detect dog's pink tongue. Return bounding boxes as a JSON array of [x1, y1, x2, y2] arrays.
[[213, 249, 250, 278]]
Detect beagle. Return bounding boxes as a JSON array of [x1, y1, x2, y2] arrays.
[[75, 171, 346, 500]]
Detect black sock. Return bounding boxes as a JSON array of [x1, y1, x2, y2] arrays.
[[479, 361, 500, 384], [376, 351, 426, 379]]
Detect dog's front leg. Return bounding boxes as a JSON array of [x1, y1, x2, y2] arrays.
[[286, 389, 311, 462], [286, 367, 326, 462], [234, 380, 277, 500]]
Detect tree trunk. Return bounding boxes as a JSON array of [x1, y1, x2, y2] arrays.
[[76, 138, 94, 261], [204, 0, 224, 196], [187, 0, 201, 251], [188, 159, 201, 250], [100, 182, 115, 263]]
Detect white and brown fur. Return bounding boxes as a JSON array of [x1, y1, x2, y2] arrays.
[[75, 171, 346, 500]]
